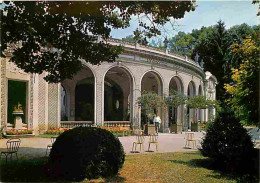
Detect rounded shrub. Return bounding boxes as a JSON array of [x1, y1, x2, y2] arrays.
[[200, 109, 255, 173], [47, 127, 125, 181]]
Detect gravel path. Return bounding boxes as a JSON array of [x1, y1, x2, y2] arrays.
[[0, 132, 204, 159]]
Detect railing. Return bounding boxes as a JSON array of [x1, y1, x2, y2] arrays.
[[60, 121, 93, 129], [104, 121, 131, 127]]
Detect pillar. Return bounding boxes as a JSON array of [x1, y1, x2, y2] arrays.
[[48, 83, 60, 129], [95, 73, 104, 126]]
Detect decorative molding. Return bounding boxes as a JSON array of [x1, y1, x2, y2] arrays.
[[8, 61, 27, 75]]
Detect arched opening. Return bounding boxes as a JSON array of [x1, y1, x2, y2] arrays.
[[169, 76, 184, 126], [141, 71, 162, 94], [104, 67, 133, 121], [60, 85, 70, 121], [73, 67, 95, 121], [141, 71, 163, 128], [187, 81, 196, 129]]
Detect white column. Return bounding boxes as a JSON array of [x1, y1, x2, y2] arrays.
[[48, 83, 60, 129], [163, 87, 169, 133], [133, 85, 141, 128], [32, 74, 39, 134], [95, 75, 104, 126]]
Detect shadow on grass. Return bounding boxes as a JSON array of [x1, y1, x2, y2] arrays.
[[0, 147, 126, 182], [0, 147, 56, 182], [103, 175, 126, 183], [168, 152, 259, 182]]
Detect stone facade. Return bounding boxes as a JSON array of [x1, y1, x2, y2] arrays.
[[0, 39, 217, 133]]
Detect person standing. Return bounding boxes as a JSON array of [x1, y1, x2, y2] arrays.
[[153, 114, 161, 134]]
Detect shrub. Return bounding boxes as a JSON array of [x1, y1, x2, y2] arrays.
[[200, 109, 255, 174], [47, 127, 125, 181]]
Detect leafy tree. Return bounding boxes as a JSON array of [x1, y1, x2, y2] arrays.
[[168, 31, 195, 57], [186, 95, 218, 122], [194, 21, 232, 102], [1, 1, 195, 82], [224, 37, 259, 126], [165, 90, 187, 108], [137, 91, 165, 123], [200, 109, 256, 175], [122, 35, 135, 43]]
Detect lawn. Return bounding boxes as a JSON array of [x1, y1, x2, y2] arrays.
[[1, 152, 257, 183]]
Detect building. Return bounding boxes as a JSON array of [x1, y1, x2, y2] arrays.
[[0, 38, 217, 134]]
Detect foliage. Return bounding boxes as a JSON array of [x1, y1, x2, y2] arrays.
[[165, 90, 187, 108], [1, 1, 195, 83], [168, 31, 196, 57], [5, 128, 33, 135], [224, 37, 259, 126], [166, 22, 259, 103], [200, 109, 256, 174], [47, 127, 125, 181], [186, 95, 217, 109], [137, 91, 165, 121]]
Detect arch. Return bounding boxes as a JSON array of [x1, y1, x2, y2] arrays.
[[186, 80, 196, 129], [103, 64, 136, 87], [187, 80, 196, 97], [73, 66, 95, 121], [60, 84, 71, 121], [168, 76, 184, 127], [169, 76, 184, 94], [198, 85, 203, 96], [140, 70, 164, 94], [103, 66, 134, 121]]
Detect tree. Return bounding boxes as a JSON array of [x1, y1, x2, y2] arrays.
[[186, 95, 218, 122], [224, 37, 259, 126], [165, 90, 187, 108], [194, 21, 232, 102], [1, 1, 195, 82], [137, 91, 165, 124]]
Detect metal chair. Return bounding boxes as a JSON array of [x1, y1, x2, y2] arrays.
[[0, 139, 21, 163], [148, 134, 158, 152], [132, 132, 145, 152], [184, 132, 197, 149], [45, 136, 57, 156]]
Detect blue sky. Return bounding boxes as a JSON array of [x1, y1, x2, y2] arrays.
[[110, 1, 259, 40]]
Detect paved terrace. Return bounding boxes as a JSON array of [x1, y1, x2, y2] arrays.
[[0, 132, 204, 159]]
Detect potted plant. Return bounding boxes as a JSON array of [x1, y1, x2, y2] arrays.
[[137, 91, 165, 134], [187, 95, 218, 132], [165, 90, 187, 133]]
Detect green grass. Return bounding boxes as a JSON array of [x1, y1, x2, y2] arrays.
[[1, 152, 257, 182]]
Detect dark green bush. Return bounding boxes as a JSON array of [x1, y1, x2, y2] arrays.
[[47, 127, 125, 181], [200, 109, 255, 174]]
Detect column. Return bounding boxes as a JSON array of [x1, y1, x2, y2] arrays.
[[95, 74, 104, 126], [48, 83, 60, 129], [38, 73, 49, 132], [163, 87, 169, 133], [32, 74, 39, 134], [133, 85, 141, 128]]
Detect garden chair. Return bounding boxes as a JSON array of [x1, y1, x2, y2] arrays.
[[0, 139, 21, 163], [130, 125, 138, 135], [184, 132, 197, 149], [148, 134, 158, 152], [132, 133, 145, 152], [45, 136, 57, 156]]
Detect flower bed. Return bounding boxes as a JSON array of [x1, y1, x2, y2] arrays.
[[4, 128, 34, 136], [43, 126, 131, 137]]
